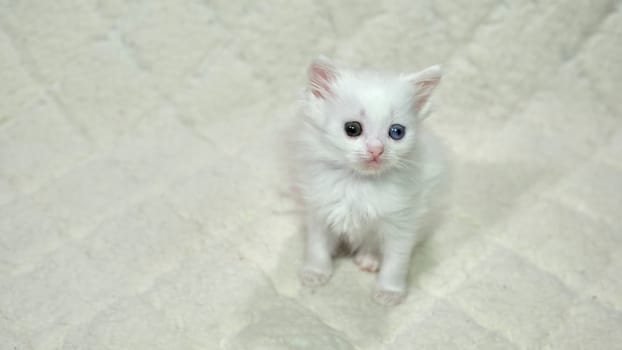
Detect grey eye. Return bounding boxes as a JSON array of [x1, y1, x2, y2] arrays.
[[388, 124, 405, 140], [344, 121, 362, 137]]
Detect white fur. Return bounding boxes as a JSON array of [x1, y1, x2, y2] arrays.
[[294, 57, 447, 306]]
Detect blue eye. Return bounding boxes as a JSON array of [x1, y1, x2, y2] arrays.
[[388, 124, 405, 140]]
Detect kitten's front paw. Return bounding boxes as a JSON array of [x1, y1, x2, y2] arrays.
[[354, 253, 380, 272], [373, 288, 406, 306], [299, 267, 331, 287]]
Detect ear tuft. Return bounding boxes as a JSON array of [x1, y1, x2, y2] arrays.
[[308, 56, 337, 99], [407, 65, 442, 111]]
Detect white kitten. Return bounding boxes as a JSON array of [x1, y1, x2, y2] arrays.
[[294, 57, 447, 306]]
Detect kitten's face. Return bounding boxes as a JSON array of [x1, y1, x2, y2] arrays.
[[305, 58, 441, 176], [321, 91, 418, 176]]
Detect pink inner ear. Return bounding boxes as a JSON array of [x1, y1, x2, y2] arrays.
[[407, 65, 441, 111], [413, 76, 441, 110], [417, 78, 439, 90], [309, 61, 336, 99]]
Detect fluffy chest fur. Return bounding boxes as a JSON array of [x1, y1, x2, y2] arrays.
[[302, 166, 417, 241]]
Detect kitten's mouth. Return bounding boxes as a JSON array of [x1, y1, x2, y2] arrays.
[[365, 158, 382, 168], [355, 158, 388, 175], [355, 157, 387, 175]]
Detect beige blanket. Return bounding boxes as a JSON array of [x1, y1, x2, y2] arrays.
[[1, 1, 620, 349]]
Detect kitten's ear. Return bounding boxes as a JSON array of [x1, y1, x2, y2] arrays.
[[308, 56, 337, 99], [405, 65, 442, 111]]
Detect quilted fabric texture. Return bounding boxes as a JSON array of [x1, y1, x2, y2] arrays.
[[1, 1, 621, 349]]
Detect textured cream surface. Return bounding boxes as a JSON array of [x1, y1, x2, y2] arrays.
[[1, 1, 621, 349]]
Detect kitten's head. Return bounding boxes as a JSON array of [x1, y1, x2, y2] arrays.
[[302, 56, 441, 176]]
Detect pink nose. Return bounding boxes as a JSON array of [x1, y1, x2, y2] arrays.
[[367, 144, 384, 158]]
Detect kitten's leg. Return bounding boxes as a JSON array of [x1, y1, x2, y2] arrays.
[[374, 223, 416, 306], [354, 236, 381, 273], [299, 215, 336, 287]]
